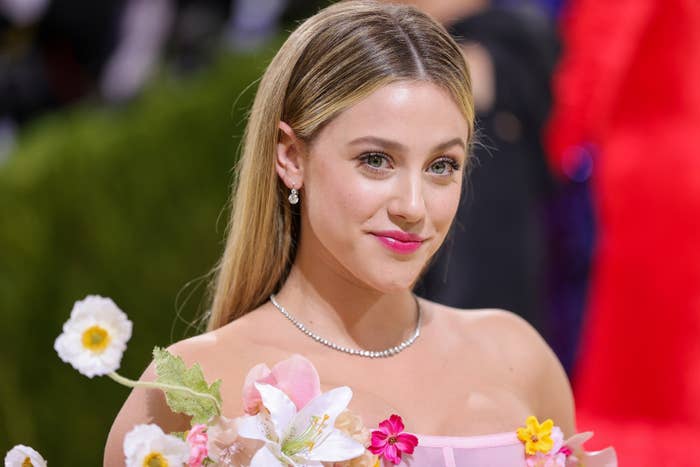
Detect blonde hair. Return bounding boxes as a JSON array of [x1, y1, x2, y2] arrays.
[[207, 0, 474, 330]]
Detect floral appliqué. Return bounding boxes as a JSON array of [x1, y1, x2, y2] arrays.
[[369, 414, 419, 465], [517, 416, 618, 467]]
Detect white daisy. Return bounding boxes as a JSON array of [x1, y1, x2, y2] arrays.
[[54, 295, 132, 378], [4, 445, 47, 467], [123, 424, 189, 467]]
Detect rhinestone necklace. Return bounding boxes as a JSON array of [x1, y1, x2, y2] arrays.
[[269, 294, 422, 358]]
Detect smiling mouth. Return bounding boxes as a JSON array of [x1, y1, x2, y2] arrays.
[[369, 232, 425, 254]]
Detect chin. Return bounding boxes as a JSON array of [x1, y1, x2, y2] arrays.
[[361, 265, 423, 294]]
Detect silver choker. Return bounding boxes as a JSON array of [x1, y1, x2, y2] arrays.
[[269, 294, 421, 358]]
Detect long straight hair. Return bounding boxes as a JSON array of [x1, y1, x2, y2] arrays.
[[207, 0, 474, 330]]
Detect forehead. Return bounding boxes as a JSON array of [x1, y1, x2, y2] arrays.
[[314, 81, 469, 149]]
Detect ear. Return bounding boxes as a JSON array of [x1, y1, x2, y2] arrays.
[[275, 121, 305, 190]]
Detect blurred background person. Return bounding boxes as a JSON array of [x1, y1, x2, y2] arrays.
[[0, 0, 313, 161], [396, 0, 590, 375], [0, 0, 170, 161], [393, 1, 700, 464], [547, 0, 700, 464]]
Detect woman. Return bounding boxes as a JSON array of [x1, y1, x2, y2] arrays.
[[105, 1, 575, 464]]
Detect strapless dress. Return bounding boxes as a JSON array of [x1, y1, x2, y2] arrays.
[[397, 431, 617, 466]]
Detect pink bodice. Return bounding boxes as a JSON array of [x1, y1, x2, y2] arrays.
[[402, 432, 525, 466], [399, 431, 617, 466]]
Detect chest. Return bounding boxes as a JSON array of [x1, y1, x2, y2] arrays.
[[312, 350, 534, 436], [213, 321, 537, 437]]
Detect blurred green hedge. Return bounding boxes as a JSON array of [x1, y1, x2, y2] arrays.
[[0, 44, 277, 464]]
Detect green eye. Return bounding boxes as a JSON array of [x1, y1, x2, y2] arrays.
[[429, 157, 460, 176], [431, 161, 447, 174], [360, 152, 391, 171], [366, 154, 384, 168]]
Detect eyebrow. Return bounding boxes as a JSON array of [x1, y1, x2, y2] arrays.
[[348, 135, 467, 153]]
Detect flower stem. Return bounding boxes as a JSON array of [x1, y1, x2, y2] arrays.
[[108, 372, 222, 413]]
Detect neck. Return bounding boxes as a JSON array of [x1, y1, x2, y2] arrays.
[[274, 242, 419, 352]]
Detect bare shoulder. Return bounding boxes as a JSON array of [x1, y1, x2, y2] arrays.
[[422, 299, 542, 343], [421, 299, 576, 435], [102, 313, 268, 466]]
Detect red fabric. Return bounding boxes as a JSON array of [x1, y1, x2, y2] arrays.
[[577, 410, 700, 465], [546, 0, 700, 464]]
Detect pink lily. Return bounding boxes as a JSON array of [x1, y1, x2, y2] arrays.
[[242, 354, 321, 415]]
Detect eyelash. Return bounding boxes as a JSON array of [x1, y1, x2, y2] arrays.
[[358, 152, 462, 176]]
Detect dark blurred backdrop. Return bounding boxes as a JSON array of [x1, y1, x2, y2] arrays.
[[3, 0, 700, 465]]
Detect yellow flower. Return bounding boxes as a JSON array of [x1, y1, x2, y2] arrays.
[[517, 416, 555, 455]]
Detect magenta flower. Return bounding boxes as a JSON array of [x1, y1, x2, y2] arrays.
[[186, 424, 208, 467], [368, 414, 418, 464]]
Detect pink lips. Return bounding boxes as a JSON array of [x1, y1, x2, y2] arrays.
[[371, 230, 425, 254]]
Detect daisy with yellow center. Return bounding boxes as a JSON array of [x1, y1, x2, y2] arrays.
[[143, 452, 168, 467], [517, 416, 555, 455], [81, 324, 111, 352], [4, 445, 47, 467], [54, 296, 222, 416], [54, 295, 132, 378], [123, 424, 189, 467]]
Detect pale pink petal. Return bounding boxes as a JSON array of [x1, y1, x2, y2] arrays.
[[270, 354, 321, 410], [563, 432, 593, 451], [563, 432, 617, 467], [241, 363, 276, 414], [206, 415, 240, 462], [549, 427, 564, 454], [571, 447, 617, 467]]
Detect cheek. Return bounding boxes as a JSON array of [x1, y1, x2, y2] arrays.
[[426, 183, 462, 234], [304, 164, 378, 240]]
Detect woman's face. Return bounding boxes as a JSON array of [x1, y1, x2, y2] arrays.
[[296, 81, 470, 293]]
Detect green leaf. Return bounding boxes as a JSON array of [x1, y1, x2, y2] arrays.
[[169, 431, 188, 441], [153, 346, 222, 424]]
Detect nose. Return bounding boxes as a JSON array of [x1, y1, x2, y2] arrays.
[[387, 172, 426, 225]]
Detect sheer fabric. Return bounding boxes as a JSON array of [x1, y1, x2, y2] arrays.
[[401, 432, 525, 466], [399, 431, 617, 466]]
